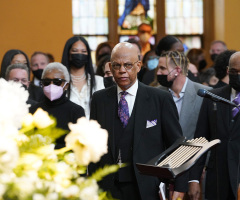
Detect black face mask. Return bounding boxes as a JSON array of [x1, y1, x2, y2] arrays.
[[211, 54, 218, 62], [32, 69, 43, 80], [21, 83, 28, 90], [157, 75, 174, 88], [198, 59, 207, 71], [70, 54, 88, 69], [103, 76, 116, 88], [229, 74, 240, 92]]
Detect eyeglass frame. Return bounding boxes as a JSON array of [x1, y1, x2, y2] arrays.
[[111, 60, 140, 71], [41, 78, 67, 87]]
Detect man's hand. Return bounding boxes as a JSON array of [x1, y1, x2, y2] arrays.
[[188, 182, 201, 200], [172, 191, 185, 200]]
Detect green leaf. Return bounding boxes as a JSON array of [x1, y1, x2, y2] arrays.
[[90, 165, 120, 182]]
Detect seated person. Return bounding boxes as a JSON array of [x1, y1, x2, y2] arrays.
[[5, 63, 37, 107], [29, 62, 85, 149]]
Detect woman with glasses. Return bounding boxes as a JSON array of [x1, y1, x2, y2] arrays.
[[29, 62, 85, 149], [61, 36, 105, 119]]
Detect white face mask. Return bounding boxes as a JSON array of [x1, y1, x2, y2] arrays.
[[139, 33, 151, 43], [43, 82, 67, 101]]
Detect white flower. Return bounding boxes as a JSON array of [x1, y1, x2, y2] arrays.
[[79, 179, 99, 200], [0, 79, 29, 132], [32, 108, 54, 129], [62, 185, 80, 198], [0, 135, 19, 172], [65, 117, 108, 166], [33, 193, 45, 200]]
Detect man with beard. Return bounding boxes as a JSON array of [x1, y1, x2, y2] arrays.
[[188, 51, 240, 200], [156, 51, 211, 140]]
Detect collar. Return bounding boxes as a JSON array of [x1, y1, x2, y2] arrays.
[[169, 77, 188, 98], [231, 87, 239, 98], [117, 79, 138, 96], [33, 77, 41, 86]]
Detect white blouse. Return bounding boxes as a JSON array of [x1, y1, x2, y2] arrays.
[[70, 75, 105, 119]]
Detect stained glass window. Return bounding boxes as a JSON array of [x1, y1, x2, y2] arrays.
[[118, 0, 157, 35], [165, 0, 203, 35], [72, 0, 108, 35]]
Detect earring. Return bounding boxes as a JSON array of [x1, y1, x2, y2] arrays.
[[175, 74, 178, 77]]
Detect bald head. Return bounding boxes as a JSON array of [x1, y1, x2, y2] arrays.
[[229, 52, 240, 69], [109, 42, 142, 90], [111, 42, 140, 61]]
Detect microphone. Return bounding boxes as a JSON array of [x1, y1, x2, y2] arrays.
[[197, 89, 238, 107]]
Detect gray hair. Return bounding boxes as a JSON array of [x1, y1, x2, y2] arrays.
[[42, 62, 70, 82], [5, 63, 29, 80]]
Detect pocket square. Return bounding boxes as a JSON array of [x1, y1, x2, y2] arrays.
[[146, 119, 157, 128]]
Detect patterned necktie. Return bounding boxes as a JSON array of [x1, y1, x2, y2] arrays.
[[118, 91, 129, 128], [232, 92, 240, 118]]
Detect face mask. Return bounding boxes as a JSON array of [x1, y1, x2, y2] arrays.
[[70, 54, 88, 69], [198, 59, 207, 71], [43, 82, 67, 101], [211, 54, 218, 62], [147, 58, 158, 71], [32, 69, 43, 80], [139, 33, 151, 43], [157, 75, 174, 88], [229, 74, 240, 91], [103, 76, 116, 88]]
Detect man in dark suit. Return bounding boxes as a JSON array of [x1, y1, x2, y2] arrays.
[[90, 42, 187, 200], [188, 51, 240, 200]]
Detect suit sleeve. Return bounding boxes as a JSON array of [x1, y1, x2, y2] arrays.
[[189, 98, 211, 181], [90, 92, 97, 121], [160, 92, 189, 192]]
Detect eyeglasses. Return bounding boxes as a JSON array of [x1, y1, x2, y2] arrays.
[[111, 61, 139, 71], [41, 78, 66, 86]]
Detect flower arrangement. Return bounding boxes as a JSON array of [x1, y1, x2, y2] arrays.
[[0, 79, 118, 200]]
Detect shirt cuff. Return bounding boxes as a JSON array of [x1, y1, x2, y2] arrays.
[[188, 180, 199, 183]]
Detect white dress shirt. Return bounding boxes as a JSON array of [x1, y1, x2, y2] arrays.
[[169, 78, 188, 115], [117, 80, 138, 117], [70, 75, 105, 119]]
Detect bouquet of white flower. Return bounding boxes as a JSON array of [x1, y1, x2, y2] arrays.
[[0, 79, 119, 200]]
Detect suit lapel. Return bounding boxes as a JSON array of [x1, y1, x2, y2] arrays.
[[179, 80, 196, 126], [106, 86, 118, 161], [133, 82, 150, 153], [217, 85, 231, 134]]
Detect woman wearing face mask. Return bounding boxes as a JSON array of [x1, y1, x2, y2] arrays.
[[61, 36, 105, 119], [29, 62, 85, 149], [139, 49, 159, 85]]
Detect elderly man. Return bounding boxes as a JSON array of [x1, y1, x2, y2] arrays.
[[156, 51, 211, 140], [90, 42, 187, 200], [209, 40, 228, 62], [189, 51, 240, 200], [5, 63, 37, 106]]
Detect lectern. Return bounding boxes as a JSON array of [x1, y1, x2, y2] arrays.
[[136, 137, 220, 199]]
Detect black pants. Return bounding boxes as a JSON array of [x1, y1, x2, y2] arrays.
[[113, 180, 141, 200]]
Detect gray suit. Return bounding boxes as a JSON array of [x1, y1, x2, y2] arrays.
[[158, 79, 211, 139]]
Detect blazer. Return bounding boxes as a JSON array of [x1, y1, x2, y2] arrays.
[[90, 82, 188, 200], [158, 79, 211, 139], [190, 85, 240, 199]]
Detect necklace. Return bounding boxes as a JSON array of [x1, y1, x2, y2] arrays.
[[71, 73, 86, 82]]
